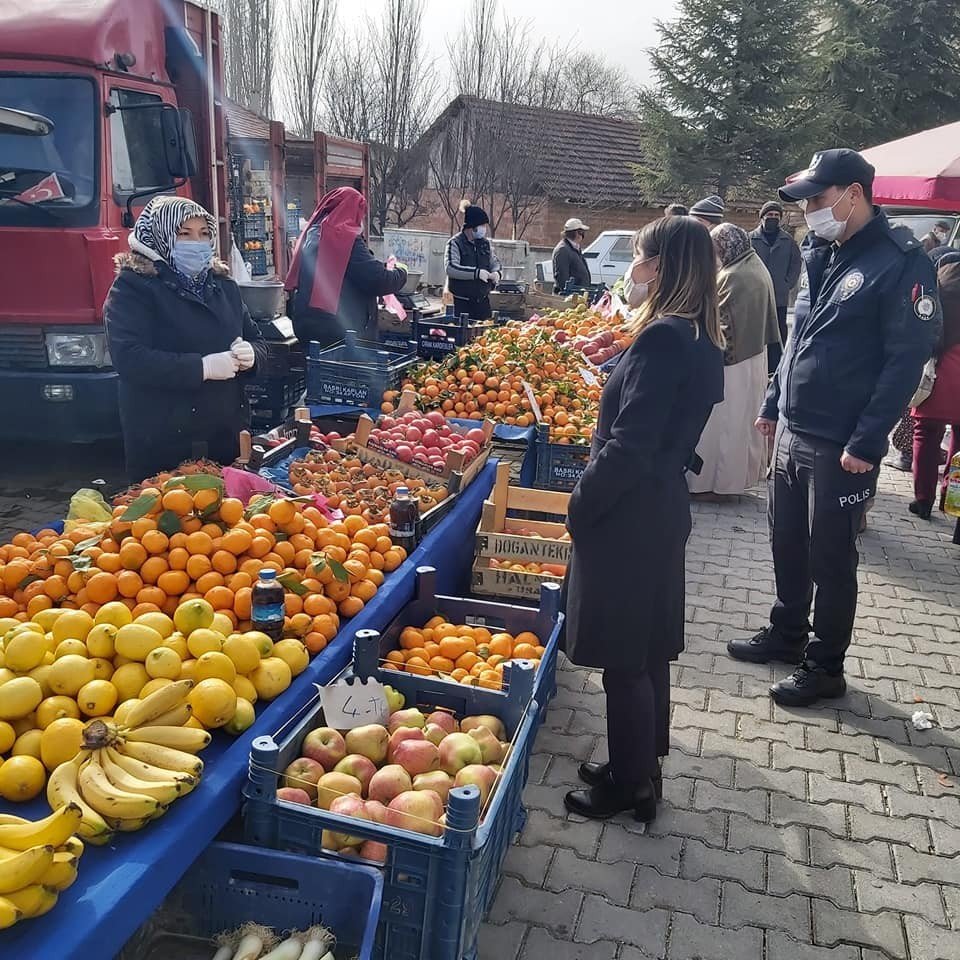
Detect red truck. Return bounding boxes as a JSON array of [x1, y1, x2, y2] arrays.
[[0, 0, 369, 443]]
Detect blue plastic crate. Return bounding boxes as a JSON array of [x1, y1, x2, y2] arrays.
[[413, 314, 493, 360], [242, 211, 266, 240], [306, 331, 417, 408], [243, 657, 541, 960], [286, 204, 302, 237], [533, 423, 590, 492], [130, 841, 383, 960], [246, 248, 268, 276]]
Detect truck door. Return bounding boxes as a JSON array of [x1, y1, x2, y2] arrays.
[[599, 235, 634, 285]]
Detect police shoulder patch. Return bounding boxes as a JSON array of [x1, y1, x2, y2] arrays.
[[839, 270, 864, 300], [915, 295, 936, 320]]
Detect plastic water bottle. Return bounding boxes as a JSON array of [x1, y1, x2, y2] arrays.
[[251, 568, 285, 641], [389, 486, 419, 554]]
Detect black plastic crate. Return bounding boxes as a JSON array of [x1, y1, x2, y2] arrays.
[[286, 203, 302, 237], [245, 374, 305, 414], [242, 211, 266, 239], [533, 423, 590, 492], [413, 313, 493, 360], [255, 337, 306, 379], [246, 248, 268, 276]]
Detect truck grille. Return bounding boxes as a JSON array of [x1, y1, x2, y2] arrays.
[[0, 327, 47, 369]]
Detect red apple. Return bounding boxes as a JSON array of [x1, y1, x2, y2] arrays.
[[393, 739, 441, 776], [334, 754, 377, 794], [276, 787, 312, 805], [368, 764, 413, 805], [282, 758, 325, 799], [386, 790, 444, 837], [302, 727, 347, 770]]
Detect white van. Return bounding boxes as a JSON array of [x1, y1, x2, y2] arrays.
[[537, 230, 636, 287]]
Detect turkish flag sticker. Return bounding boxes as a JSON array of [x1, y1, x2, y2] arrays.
[[16, 172, 65, 203]]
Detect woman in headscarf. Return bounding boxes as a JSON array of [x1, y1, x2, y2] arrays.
[[286, 187, 407, 348], [104, 195, 266, 481], [687, 223, 781, 499]]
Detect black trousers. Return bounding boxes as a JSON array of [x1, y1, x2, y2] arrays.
[[768, 425, 878, 673], [452, 294, 491, 321], [767, 305, 789, 375], [602, 660, 670, 786]]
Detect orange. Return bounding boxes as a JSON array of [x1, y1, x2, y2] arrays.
[[342, 558, 367, 583], [479, 670, 501, 690], [374, 536, 392, 554], [194, 572, 224, 596], [137, 586, 166, 607], [131, 517, 157, 539], [168, 547, 189, 571], [43, 575, 69, 601], [429, 656, 455, 674], [250, 515, 277, 534], [205, 585, 235, 611], [0, 597, 18, 618], [218, 498, 244, 526], [338, 596, 364, 618], [423, 642, 441, 660], [385, 650, 405, 665], [157, 569, 190, 597], [274, 542, 295, 566], [263, 553, 285, 570], [117, 570, 144, 599], [489, 634, 514, 658], [227, 571, 252, 591], [186, 531, 214, 556], [456, 651, 481, 672], [366, 568, 385, 587], [185, 553, 212, 581], [514, 631, 540, 647], [343, 515, 366, 537], [140, 556, 168, 585], [221, 529, 252, 556], [141, 530, 169, 556], [325, 579, 351, 603], [248, 537, 272, 559], [86, 572, 119, 605], [302, 594, 328, 617], [211, 550, 237, 575], [119, 542, 147, 571], [405, 656, 431, 676], [450, 668, 469, 682], [181, 517, 202, 535], [404, 646, 428, 663], [351, 580, 377, 603], [27, 594, 53, 618], [312, 614, 339, 642], [433, 623, 458, 640], [200, 522, 223, 540], [512, 643, 538, 660], [439, 637, 470, 661], [284, 592, 303, 616], [400, 629, 424, 650], [287, 612, 312, 637], [381, 550, 403, 573], [304, 632, 327, 655], [161, 488, 194, 516], [95, 552, 123, 574], [192, 488, 220, 514], [131, 602, 162, 618], [268, 499, 297, 526]]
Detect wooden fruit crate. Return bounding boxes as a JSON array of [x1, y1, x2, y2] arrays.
[[471, 558, 564, 602]]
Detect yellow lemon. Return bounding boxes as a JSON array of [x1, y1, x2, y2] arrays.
[[193, 651, 237, 685], [111, 663, 150, 702], [0, 676, 44, 720], [115, 623, 165, 662], [3, 631, 46, 672], [271, 639, 309, 677], [133, 611, 175, 639], [94, 601, 133, 629], [223, 698, 256, 735], [0, 668, 15, 686], [0, 721, 14, 753], [0, 617, 22, 635], [245, 631, 274, 658], [249, 657, 292, 702], [0, 755, 45, 801], [187, 678, 237, 729], [139, 678, 173, 699], [32, 609, 65, 633], [51, 610, 95, 644], [211, 613, 234, 637], [174, 599, 215, 636], [145, 647, 183, 680], [232, 675, 258, 704], [222, 635, 261, 675], [28, 664, 53, 698], [186, 628, 223, 659], [86, 623, 118, 659], [179, 659, 198, 683], [11, 713, 36, 736], [35, 695, 81, 729], [90, 658, 114, 682], [77, 679, 118, 718], [54, 639, 89, 660], [39, 717, 85, 770], [47, 655, 96, 697], [12, 728, 43, 760], [162, 633, 189, 660]]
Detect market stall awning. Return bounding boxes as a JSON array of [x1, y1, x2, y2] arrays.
[[861, 121, 960, 210]]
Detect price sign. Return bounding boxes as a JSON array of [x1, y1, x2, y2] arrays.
[[521, 380, 544, 423], [317, 677, 389, 729], [579, 367, 599, 387]]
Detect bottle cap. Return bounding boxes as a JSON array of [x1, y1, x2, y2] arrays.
[[260, 569, 277, 580], [396, 486, 409, 497]]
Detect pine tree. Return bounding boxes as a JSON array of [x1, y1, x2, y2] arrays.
[[816, 0, 960, 148], [634, 0, 818, 200]]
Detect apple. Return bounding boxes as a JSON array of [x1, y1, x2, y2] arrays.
[[383, 684, 405, 713], [388, 726, 425, 762], [368, 764, 413, 805], [438, 732, 483, 776], [455, 764, 498, 807], [465, 428, 486, 445], [393, 739, 441, 776], [328, 793, 370, 848], [301, 727, 346, 771], [388, 708, 427, 733], [316, 771, 363, 810], [387, 790, 444, 837], [467, 726, 505, 765], [282, 757, 324, 799], [426, 711, 458, 735], [459, 715, 506, 741], [426, 411, 445, 427], [334, 754, 377, 794], [276, 787, 312, 805], [359, 840, 389, 863], [344, 724, 389, 764], [396, 445, 414, 463], [413, 770, 454, 804], [364, 799, 389, 824], [423, 723, 448, 746]]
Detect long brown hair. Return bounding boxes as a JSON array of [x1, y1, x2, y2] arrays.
[[629, 217, 724, 349]]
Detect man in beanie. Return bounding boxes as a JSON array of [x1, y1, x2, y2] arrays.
[[445, 200, 501, 320], [750, 200, 801, 371], [689, 194, 725, 227], [728, 148, 940, 706]]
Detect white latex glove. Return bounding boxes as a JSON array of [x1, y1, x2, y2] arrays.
[[230, 337, 256, 371], [202, 351, 239, 381], [489, 271, 502, 284], [478, 269, 492, 282]]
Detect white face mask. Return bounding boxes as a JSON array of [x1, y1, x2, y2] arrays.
[[473, 225, 487, 240], [803, 187, 852, 242], [624, 256, 655, 307]]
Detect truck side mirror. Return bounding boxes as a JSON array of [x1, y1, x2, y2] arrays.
[[160, 106, 198, 179]]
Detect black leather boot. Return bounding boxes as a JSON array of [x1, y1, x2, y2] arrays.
[[770, 663, 846, 706], [579, 761, 663, 800], [727, 626, 806, 665], [564, 776, 657, 822], [909, 499, 933, 520]]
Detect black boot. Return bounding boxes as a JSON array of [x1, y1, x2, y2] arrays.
[[909, 499, 933, 520], [883, 452, 912, 472], [770, 663, 846, 706], [579, 761, 663, 800], [564, 776, 657, 822], [727, 626, 806, 665]]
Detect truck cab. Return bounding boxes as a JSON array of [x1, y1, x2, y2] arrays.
[[537, 230, 636, 288], [0, 0, 226, 441]]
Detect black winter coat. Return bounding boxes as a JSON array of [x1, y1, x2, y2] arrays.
[[749, 226, 802, 307], [104, 254, 267, 481], [563, 316, 723, 671], [291, 234, 407, 347], [552, 238, 591, 293]]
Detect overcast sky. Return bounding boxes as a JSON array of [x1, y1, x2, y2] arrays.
[[343, 0, 677, 86]]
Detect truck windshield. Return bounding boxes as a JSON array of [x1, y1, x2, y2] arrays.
[[0, 75, 97, 226], [886, 214, 959, 246]]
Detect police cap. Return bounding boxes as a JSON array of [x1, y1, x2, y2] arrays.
[[779, 149, 876, 202]]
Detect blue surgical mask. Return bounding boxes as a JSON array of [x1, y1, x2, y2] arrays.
[[172, 239, 214, 277], [474, 225, 487, 240]]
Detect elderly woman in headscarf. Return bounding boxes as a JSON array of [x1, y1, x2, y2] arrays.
[[687, 223, 781, 499], [104, 195, 266, 481], [286, 187, 407, 348]]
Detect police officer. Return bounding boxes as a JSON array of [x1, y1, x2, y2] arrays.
[[445, 201, 501, 320], [727, 149, 940, 706]]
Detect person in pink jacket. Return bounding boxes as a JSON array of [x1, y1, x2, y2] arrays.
[[911, 253, 960, 518]]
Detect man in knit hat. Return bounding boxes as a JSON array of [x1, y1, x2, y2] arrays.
[[750, 200, 801, 371], [689, 195, 725, 227], [445, 201, 501, 320]]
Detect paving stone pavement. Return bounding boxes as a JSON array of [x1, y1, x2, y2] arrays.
[[480, 468, 960, 960]]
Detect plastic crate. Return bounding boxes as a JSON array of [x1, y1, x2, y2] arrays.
[[242, 211, 266, 239], [245, 375, 306, 414], [121, 841, 382, 960], [533, 423, 590, 492], [306, 331, 417, 408], [413, 313, 493, 360], [246, 248, 268, 276], [243, 661, 540, 960], [286, 203, 302, 237]]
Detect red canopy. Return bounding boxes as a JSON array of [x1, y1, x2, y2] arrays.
[[861, 121, 960, 211]]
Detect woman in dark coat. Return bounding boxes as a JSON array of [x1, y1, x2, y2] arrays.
[[104, 195, 267, 482], [286, 187, 407, 347], [563, 216, 725, 822]]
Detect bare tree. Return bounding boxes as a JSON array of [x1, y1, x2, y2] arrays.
[[220, 0, 275, 116], [559, 54, 638, 118], [276, 0, 338, 137], [447, 0, 500, 100]]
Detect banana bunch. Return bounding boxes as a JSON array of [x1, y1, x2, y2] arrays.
[[48, 680, 210, 841], [0, 804, 85, 927]]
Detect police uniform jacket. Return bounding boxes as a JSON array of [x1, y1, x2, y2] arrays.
[[760, 211, 940, 464]]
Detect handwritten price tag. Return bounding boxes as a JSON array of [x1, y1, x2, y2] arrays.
[[521, 380, 544, 423], [317, 677, 389, 729], [579, 367, 599, 387]]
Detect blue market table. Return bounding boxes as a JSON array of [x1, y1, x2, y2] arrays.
[[0, 461, 496, 960]]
